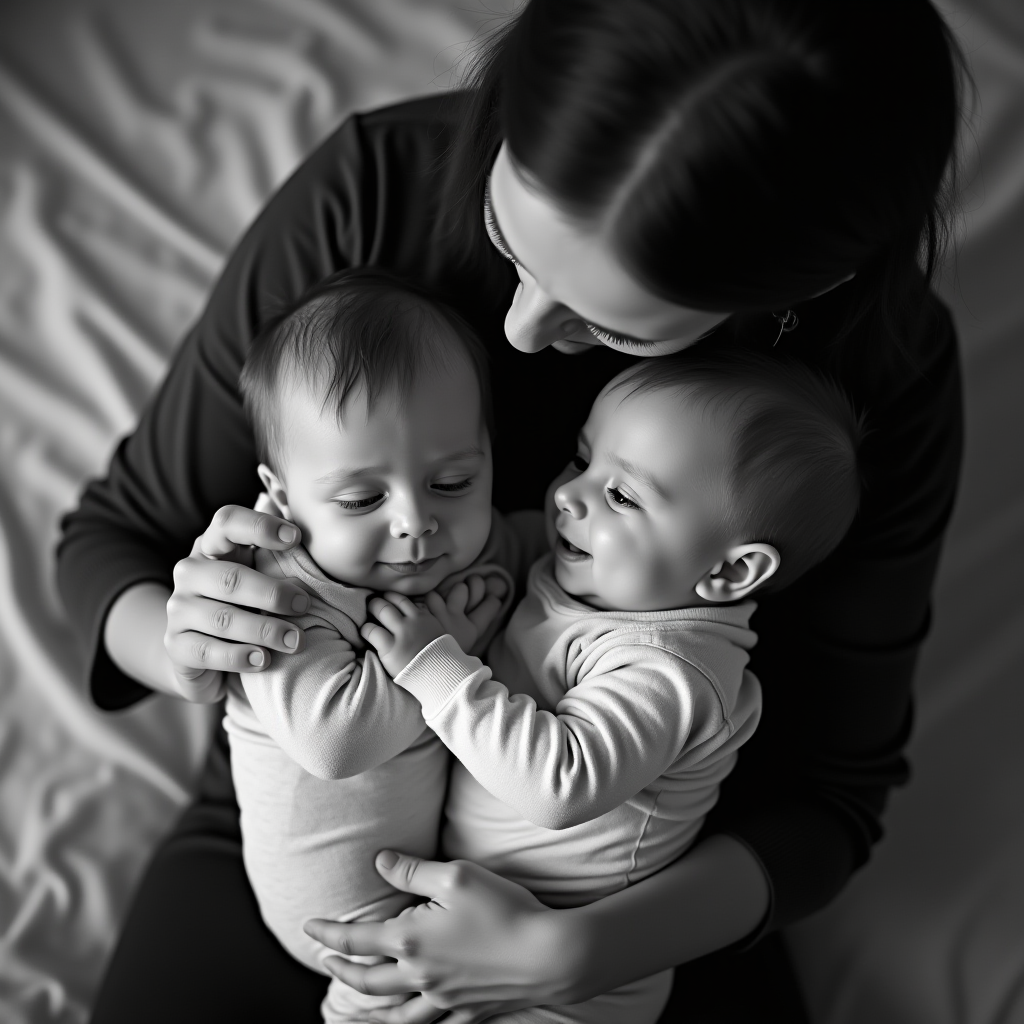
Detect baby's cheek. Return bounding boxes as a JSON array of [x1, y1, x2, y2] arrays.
[[307, 516, 379, 584], [438, 495, 490, 570], [598, 529, 668, 605]]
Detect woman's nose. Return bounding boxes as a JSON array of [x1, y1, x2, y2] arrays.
[[554, 481, 587, 519], [504, 277, 587, 353], [390, 497, 438, 539]]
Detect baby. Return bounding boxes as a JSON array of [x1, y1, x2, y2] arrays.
[[224, 268, 545, 1023], [362, 348, 863, 1024]]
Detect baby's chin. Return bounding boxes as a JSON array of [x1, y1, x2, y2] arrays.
[[370, 552, 485, 596]]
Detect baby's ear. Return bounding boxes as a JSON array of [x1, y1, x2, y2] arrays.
[[694, 543, 781, 603], [257, 464, 292, 520]]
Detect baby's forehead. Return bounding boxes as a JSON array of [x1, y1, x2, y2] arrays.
[[590, 383, 738, 488], [274, 353, 488, 464], [278, 343, 482, 415], [597, 377, 739, 440]]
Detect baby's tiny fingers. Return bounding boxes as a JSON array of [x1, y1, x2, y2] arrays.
[[424, 591, 448, 619], [465, 575, 486, 611], [485, 575, 508, 600], [368, 596, 393, 616], [467, 595, 502, 630], [445, 582, 469, 615], [361, 621, 394, 652], [383, 592, 422, 617]]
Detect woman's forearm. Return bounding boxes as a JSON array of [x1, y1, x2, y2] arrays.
[[103, 582, 180, 697], [558, 834, 770, 1002]]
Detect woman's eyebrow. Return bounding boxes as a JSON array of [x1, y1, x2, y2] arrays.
[[484, 182, 659, 347]]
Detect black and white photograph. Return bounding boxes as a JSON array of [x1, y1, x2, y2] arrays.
[[0, 2, 1021, 1022]]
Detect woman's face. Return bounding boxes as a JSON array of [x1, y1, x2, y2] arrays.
[[487, 143, 730, 357]]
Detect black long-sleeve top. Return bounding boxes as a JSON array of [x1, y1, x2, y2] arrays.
[[56, 93, 963, 937]]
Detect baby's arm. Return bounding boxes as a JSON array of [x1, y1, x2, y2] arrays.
[[239, 616, 427, 781], [363, 598, 701, 829]]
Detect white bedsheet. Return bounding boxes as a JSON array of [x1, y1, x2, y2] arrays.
[[0, 2, 514, 1021], [0, 2, 1021, 1023]]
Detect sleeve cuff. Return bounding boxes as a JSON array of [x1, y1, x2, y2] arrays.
[[393, 634, 486, 717]]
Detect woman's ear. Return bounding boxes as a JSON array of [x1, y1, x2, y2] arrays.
[[257, 463, 292, 520], [694, 543, 781, 603]]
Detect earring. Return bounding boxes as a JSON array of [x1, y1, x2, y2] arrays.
[[771, 309, 799, 346]]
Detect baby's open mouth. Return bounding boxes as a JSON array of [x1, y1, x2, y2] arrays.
[[556, 535, 591, 560], [381, 555, 441, 575]]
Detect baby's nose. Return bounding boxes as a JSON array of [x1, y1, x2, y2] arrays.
[[390, 501, 438, 539], [554, 484, 587, 519]]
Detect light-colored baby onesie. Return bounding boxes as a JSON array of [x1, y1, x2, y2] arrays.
[[394, 554, 763, 1024], [224, 509, 540, 1023]]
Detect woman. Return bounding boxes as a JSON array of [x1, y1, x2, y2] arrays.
[[61, 1, 965, 1021]]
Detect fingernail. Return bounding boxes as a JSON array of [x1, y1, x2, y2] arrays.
[[248, 651, 265, 667], [377, 850, 398, 869], [292, 594, 310, 613], [278, 525, 298, 543], [283, 630, 299, 650]]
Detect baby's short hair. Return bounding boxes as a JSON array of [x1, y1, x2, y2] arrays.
[[610, 349, 864, 589], [239, 268, 492, 471]]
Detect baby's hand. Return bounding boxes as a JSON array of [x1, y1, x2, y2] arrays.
[[437, 574, 507, 654], [361, 575, 506, 677]]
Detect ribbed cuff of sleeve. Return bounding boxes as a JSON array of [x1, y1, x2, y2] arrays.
[[393, 634, 485, 718]]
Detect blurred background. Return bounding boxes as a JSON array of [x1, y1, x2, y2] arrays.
[[0, 2, 1020, 1021]]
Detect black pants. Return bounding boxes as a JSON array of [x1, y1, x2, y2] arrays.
[[90, 725, 810, 1024]]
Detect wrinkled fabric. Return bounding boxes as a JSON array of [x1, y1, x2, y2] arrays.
[[0, 2, 516, 1021]]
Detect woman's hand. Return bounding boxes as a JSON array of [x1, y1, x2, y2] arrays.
[[304, 852, 587, 1024], [163, 504, 311, 702]]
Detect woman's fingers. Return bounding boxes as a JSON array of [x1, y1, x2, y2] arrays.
[[173, 556, 310, 618], [321, 957, 409, 996], [373, 851, 470, 901], [172, 597, 304, 654], [166, 557, 310, 676], [166, 630, 271, 674], [305, 919, 395, 959], [195, 505, 300, 558]]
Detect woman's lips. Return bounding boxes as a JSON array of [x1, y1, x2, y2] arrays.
[[380, 555, 442, 575], [556, 535, 591, 562]]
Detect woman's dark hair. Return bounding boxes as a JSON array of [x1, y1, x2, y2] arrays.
[[433, 0, 967, 360], [240, 267, 492, 472]]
